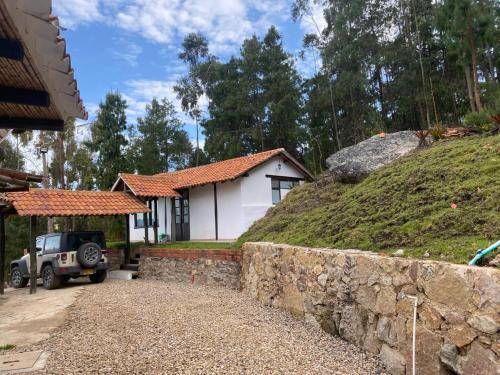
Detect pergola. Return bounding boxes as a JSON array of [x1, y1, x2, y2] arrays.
[[0, 189, 150, 294], [0, 0, 87, 130], [0, 0, 89, 294]]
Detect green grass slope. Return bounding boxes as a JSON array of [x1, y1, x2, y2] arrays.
[[237, 135, 500, 264]]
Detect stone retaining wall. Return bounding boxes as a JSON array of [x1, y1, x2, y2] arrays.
[[240, 242, 499, 375], [139, 248, 241, 289]]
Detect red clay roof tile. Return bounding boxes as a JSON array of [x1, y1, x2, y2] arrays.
[[5, 189, 150, 217], [116, 148, 309, 197]]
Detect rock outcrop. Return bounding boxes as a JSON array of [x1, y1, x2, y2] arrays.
[[326, 131, 421, 182]]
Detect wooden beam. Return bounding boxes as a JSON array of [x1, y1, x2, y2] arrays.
[[144, 200, 149, 246], [0, 86, 50, 107], [124, 214, 130, 265], [0, 168, 43, 182], [153, 199, 158, 244], [0, 211, 5, 295], [0, 174, 30, 187], [0, 118, 64, 131], [29, 216, 37, 294], [213, 183, 218, 241], [0, 38, 23, 60]]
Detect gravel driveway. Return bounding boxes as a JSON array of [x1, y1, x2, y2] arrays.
[[25, 280, 382, 374]]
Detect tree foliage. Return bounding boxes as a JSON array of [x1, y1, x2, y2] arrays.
[[87, 92, 130, 190], [132, 98, 193, 174]]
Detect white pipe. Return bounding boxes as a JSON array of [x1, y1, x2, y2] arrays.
[[403, 294, 418, 375]]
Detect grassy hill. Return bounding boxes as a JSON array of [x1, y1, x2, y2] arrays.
[[237, 134, 500, 264]]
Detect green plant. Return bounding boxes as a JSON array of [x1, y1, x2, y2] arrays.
[[0, 344, 16, 351], [464, 109, 494, 132], [429, 123, 445, 140]]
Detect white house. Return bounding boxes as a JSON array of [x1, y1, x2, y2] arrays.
[[111, 148, 313, 242]]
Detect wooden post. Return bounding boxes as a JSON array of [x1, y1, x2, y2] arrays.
[[144, 200, 149, 246], [213, 183, 218, 240], [153, 198, 158, 244], [124, 214, 130, 265], [29, 216, 37, 294], [0, 211, 5, 295], [171, 198, 176, 243]]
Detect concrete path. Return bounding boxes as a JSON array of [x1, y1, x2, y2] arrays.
[[0, 282, 84, 347]]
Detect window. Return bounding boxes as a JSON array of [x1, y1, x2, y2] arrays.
[[134, 200, 157, 228], [67, 232, 105, 251], [44, 235, 61, 254], [35, 236, 45, 252], [271, 178, 299, 204]]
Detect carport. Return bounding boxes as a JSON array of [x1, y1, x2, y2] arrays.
[[0, 189, 150, 294]]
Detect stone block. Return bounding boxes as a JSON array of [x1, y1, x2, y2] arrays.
[[380, 344, 406, 375]]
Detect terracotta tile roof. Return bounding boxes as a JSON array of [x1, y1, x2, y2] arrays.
[[5, 189, 150, 217], [114, 149, 313, 197], [118, 174, 181, 198], [157, 148, 287, 188]]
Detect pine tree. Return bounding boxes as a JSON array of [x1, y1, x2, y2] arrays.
[[87, 92, 129, 190], [134, 98, 192, 174]]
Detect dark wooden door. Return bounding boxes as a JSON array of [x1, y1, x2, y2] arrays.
[[174, 190, 190, 241]]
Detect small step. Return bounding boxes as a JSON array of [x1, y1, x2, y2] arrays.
[[108, 270, 138, 280], [121, 264, 139, 271]]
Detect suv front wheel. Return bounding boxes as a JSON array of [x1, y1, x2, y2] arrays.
[[11, 267, 29, 288], [42, 265, 61, 290]]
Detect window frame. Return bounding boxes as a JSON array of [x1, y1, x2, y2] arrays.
[[269, 176, 300, 204], [134, 200, 158, 229], [43, 234, 61, 254]]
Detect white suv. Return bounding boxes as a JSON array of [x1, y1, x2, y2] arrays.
[[10, 231, 109, 289]]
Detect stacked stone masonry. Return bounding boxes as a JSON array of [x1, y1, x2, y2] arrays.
[[139, 248, 241, 289], [240, 242, 500, 375]]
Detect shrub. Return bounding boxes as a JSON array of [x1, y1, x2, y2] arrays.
[[464, 109, 494, 132]]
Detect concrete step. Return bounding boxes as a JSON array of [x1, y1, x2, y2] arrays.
[[108, 270, 138, 281]]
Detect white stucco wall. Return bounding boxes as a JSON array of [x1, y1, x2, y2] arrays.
[[189, 184, 216, 240], [216, 179, 243, 240], [129, 197, 171, 242], [240, 156, 305, 232]]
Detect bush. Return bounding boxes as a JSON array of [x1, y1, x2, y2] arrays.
[[464, 109, 494, 132]]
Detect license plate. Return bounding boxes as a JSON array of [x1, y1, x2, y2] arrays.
[[81, 269, 94, 275]]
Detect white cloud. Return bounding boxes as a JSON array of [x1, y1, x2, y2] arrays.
[[52, 0, 103, 29], [112, 38, 143, 66], [122, 79, 180, 121], [298, 3, 327, 36], [54, 0, 290, 53]]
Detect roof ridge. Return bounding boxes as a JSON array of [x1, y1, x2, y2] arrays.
[[154, 148, 285, 177]]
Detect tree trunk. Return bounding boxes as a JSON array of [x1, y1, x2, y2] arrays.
[[464, 65, 476, 112], [466, 13, 482, 111]]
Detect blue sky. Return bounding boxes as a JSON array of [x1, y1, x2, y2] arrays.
[[51, 0, 325, 144]]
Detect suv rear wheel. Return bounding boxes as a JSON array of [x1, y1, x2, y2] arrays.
[[77, 242, 102, 268], [11, 267, 28, 288], [89, 270, 106, 284], [42, 265, 61, 290]]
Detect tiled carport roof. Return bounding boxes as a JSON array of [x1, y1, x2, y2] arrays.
[[4, 189, 150, 216], [113, 148, 314, 197]]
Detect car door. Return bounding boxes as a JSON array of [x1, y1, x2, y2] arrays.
[[26, 236, 45, 274], [40, 234, 61, 273]]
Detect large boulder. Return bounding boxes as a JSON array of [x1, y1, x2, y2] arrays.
[[326, 131, 421, 182]]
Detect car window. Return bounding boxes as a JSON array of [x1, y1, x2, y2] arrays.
[[67, 232, 105, 251], [36, 236, 45, 251], [44, 235, 61, 254]]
